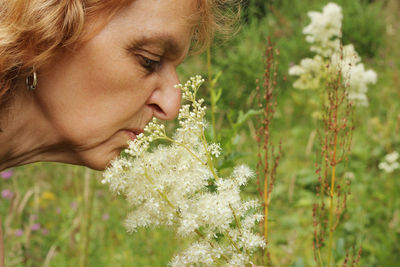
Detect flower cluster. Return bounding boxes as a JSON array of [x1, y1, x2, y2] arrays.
[[289, 2, 377, 106], [102, 76, 265, 266], [378, 151, 400, 173], [303, 2, 343, 57]]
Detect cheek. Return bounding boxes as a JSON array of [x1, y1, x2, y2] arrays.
[[38, 58, 152, 146]]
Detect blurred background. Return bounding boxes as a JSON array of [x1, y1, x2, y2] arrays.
[[1, 0, 399, 266]]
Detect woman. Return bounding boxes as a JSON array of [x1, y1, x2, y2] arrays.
[[0, 0, 237, 171]]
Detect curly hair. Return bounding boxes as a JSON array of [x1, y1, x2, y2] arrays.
[[0, 0, 240, 106]]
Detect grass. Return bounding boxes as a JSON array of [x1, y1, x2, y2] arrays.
[[1, 0, 400, 266]]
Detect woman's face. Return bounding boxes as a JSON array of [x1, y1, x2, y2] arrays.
[[35, 0, 196, 170]]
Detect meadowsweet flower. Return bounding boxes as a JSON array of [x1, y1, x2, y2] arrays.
[[379, 151, 400, 173], [303, 2, 342, 57], [290, 3, 377, 107], [208, 143, 221, 157], [103, 75, 265, 266], [288, 55, 326, 90], [169, 241, 224, 266]]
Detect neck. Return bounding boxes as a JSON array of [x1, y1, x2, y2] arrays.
[[0, 80, 77, 171]]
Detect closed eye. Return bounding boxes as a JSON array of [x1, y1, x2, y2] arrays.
[[138, 55, 160, 73]]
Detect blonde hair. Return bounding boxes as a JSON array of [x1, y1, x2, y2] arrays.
[[0, 0, 240, 105]]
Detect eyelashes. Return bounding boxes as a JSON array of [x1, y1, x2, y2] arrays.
[[138, 55, 160, 73]]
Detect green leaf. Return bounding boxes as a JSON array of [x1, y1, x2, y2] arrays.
[[212, 87, 223, 103], [233, 108, 263, 129]]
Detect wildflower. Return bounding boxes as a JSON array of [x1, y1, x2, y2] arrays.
[[303, 2, 342, 57], [289, 3, 377, 107], [39, 191, 56, 208], [1, 169, 13, 180], [41, 191, 56, 201], [14, 229, 23, 237], [103, 76, 265, 266], [344, 172, 355, 180], [41, 228, 49, 235], [1, 189, 14, 199], [31, 223, 40, 231], [70, 201, 78, 209], [288, 55, 326, 90], [102, 213, 110, 221], [96, 190, 105, 198], [208, 143, 221, 157], [379, 151, 400, 173]]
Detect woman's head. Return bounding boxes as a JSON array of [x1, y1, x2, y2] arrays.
[[0, 0, 239, 170], [0, 0, 237, 100]]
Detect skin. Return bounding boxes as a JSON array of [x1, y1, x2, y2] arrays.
[[0, 0, 196, 171]]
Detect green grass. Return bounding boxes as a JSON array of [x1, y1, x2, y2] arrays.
[[2, 0, 400, 266]]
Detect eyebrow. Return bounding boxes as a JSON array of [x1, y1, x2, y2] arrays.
[[129, 33, 184, 56]]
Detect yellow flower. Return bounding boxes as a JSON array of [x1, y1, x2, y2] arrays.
[[41, 191, 56, 201]]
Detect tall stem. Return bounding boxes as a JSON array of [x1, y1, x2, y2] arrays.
[[201, 131, 219, 180], [207, 47, 217, 141], [327, 138, 337, 267], [327, 100, 338, 267], [79, 169, 94, 267], [264, 173, 269, 241], [0, 216, 4, 267]]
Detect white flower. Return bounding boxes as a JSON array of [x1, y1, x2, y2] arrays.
[[303, 2, 342, 57], [103, 75, 265, 266], [290, 3, 377, 107], [386, 151, 399, 163], [289, 55, 326, 90], [169, 241, 222, 267], [379, 151, 400, 173], [208, 143, 222, 157], [232, 164, 254, 186]]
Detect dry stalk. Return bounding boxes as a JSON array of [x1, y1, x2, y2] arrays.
[[79, 168, 95, 267], [256, 37, 282, 264], [0, 216, 4, 267], [312, 54, 357, 266]]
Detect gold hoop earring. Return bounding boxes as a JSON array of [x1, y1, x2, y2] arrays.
[[26, 68, 37, 91]]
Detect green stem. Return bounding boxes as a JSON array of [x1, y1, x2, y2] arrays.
[[163, 136, 207, 166], [144, 171, 175, 209], [0, 216, 4, 267], [79, 169, 94, 267], [327, 94, 339, 267], [224, 230, 241, 253], [230, 204, 242, 231], [200, 130, 219, 180], [207, 47, 217, 141], [317, 247, 324, 267], [229, 204, 250, 257], [163, 133, 218, 181]]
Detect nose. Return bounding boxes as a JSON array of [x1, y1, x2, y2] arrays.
[[146, 68, 181, 120]]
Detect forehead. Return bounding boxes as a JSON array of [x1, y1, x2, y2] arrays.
[[109, 0, 198, 44], [113, 0, 198, 35]]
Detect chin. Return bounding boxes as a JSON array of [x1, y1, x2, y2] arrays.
[[80, 149, 122, 171]]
